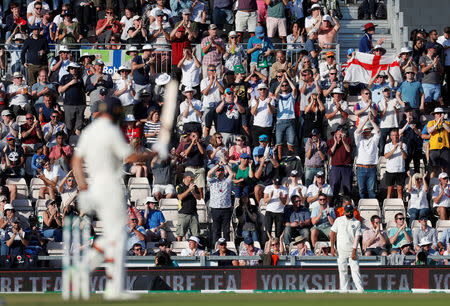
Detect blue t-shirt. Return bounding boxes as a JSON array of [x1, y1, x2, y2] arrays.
[[359, 33, 372, 53], [31, 82, 57, 106], [397, 80, 423, 109], [276, 93, 296, 120], [216, 102, 242, 134], [140, 210, 165, 230], [372, 82, 391, 105], [311, 205, 335, 227], [247, 36, 274, 63]]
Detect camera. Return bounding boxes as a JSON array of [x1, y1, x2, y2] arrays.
[[438, 137, 443, 143]]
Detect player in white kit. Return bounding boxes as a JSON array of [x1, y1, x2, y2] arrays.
[[72, 97, 155, 300], [330, 204, 364, 292]]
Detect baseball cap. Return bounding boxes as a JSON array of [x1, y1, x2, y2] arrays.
[[259, 134, 268, 142], [3, 203, 13, 210], [316, 171, 325, 177], [183, 171, 195, 178], [208, 24, 218, 30], [332, 88, 344, 95], [344, 204, 353, 213], [155, 10, 164, 16], [94, 59, 104, 66], [217, 237, 226, 245], [439, 172, 449, 179], [244, 236, 254, 245], [145, 196, 158, 204], [326, 51, 335, 57], [181, 8, 191, 14], [255, 26, 264, 37], [6, 134, 15, 140], [99, 88, 108, 96], [382, 86, 391, 92], [240, 153, 250, 159], [228, 31, 237, 37], [311, 4, 321, 9], [290, 170, 299, 177], [0, 195, 7, 202], [257, 83, 268, 90], [322, 14, 333, 23], [1, 110, 11, 116], [347, 48, 355, 56], [225, 87, 233, 94], [273, 177, 282, 185], [188, 236, 200, 244], [311, 128, 319, 136]]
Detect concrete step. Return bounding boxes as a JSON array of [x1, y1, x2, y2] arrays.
[[338, 33, 393, 43], [340, 5, 359, 20]]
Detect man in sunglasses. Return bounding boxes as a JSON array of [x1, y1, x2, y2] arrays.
[[432, 172, 450, 220], [412, 212, 438, 252], [396, 66, 425, 116], [388, 212, 413, 254], [95, 8, 121, 45], [330, 204, 363, 292]]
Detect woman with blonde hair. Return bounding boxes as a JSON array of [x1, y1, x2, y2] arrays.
[[143, 110, 161, 149], [407, 170, 430, 221], [206, 132, 228, 169]]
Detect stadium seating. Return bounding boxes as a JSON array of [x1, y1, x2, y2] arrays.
[[30, 178, 46, 202], [128, 177, 151, 203], [6, 178, 29, 199]]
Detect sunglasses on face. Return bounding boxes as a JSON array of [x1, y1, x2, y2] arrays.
[[258, 88, 267, 91], [208, 69, 216, 72], [363, 92, 371, 95], [396, 217, 405, 220], [134, 248, 142, 251], [329, 73, 336, 75], [281, 84, 288, 87], [26, 117, 33, 120], [51, 115, 58, 118], [319, 198, 327, 201]]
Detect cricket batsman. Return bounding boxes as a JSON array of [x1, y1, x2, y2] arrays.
[[72, 97, 155, 300], [330, 204, 364, 292]]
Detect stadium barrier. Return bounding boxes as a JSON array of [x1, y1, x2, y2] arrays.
[[0, 266, 448, 292]]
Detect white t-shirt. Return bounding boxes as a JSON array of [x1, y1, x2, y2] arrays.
[[7, 83, 29, 107], [325, 100, 348, 128], [432, 184, 450, 208], [437, 36, 450, 66], [43, 122, 68, 148], [114, 79, 135, 107], [43, 165, 66, 185], [409, 185, 429, 210], [179, 99, 203, 124], [181, 59, 201, 87], [75, 117, 131, 185], [355, 132, 380, 165], [264, 185, 288, 213], [149, 7, 173, 20], [330, 216, 362, 253], [53, 14, 79, 26], [200, 78, 223, 110], [120, 16, 135, 41], [384, 142, 407, 173], [304, 16, 316, 30], [251, 97, 275, 127], [306, 183, 333, 210], [49, 59, 70, 83], [287, 183, 307, 201], [148, 21, 172, 44], [378, 98, 400, 129]]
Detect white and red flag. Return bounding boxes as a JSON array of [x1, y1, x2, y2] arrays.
[[343, 51, 402, 84]]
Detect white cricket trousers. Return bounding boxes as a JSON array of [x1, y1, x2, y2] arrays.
[[337, 250, 364, 292]]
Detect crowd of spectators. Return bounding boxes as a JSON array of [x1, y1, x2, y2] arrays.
[[0, 0, 449, 266]]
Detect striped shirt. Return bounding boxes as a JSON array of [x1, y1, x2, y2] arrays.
[[144, 121, 161, 146]]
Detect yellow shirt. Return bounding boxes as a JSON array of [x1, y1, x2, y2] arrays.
[[427, 120, 450, 150]]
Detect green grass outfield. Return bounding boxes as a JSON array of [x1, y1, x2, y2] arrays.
[[1, 292, 450, 306]]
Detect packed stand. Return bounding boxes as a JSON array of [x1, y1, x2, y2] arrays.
[[0, 0, 448, 267]]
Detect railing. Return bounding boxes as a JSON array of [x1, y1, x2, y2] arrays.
[[1, 42, 340, 79], [38, 254, 450, 267]]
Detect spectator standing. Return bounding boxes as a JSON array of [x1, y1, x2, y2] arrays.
[[235, 0, 258, 43], [5, 32, 27, 79], [318, 14, 340, 49], [384, 129, 407, 199], [200, 64, 224, 138], [56, 10, 79, 46], [113, 65, 135, 116], [266, 0, 288, 43], [437, 27, 450, 94], [396, 67, 424, 116], [178, 47, 201, 92], [354, 115, 380, 199], [201, 24, 225, 78], [304, 3, 321, 33], [85, 59, 113, 106], [224, 31, 247, 73], [321, 68, 345, 107], [215, 88, 246, 145], [304, 30, 319, 69], [354, 88, 378, 128], [378, 87, 401, 155], [298, 71, 320, 136], [407, 171, 430, 221], [327, 125, 352, 200], [247, 26, 274, 76], [273, 74, 297, 158], [426, 107, 450, 176], [207, 164, 233, 243], [318, 51, 337, 81], [432, 172, 450, 220], [399, 106, 423, 173], [304, 129, 327, 186], [176, 172, 201, 241], [213, 0, 234, 30], [250, 83, 275, 146], [58, 62, 86, 136], [388, 212, 413, 254], [235, 195, 259, 242], [183, 131, 206, 198], [362, 215, 388, 256], [95, 8, 121, 45], [151, 154, 175, 200], [359, 22, 384, 54], [148, 10, 172, 45], [132, 44, 155, 102], [419, 45, 444, 111], [180, 87, 203, 135], [264, 177, 288, 238], [367, 68, 394, 106], [170, 0, 193, 23]]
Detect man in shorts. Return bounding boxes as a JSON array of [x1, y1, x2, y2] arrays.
[[151, 153, 175, 201], [266, 0, 288, 43], [235, 0, 258, 43]]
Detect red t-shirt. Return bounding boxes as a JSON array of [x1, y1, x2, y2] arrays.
[[121, 125, 141, 143], [171, 37, 191, 66], [20, 123, 40, 144]]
